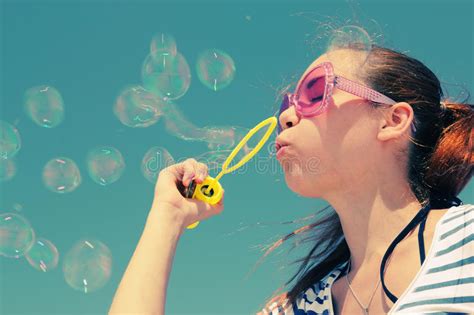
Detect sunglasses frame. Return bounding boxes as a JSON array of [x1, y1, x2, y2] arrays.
[[277, 62, 417, 134]]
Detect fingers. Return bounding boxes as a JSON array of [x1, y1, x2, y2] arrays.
[[180, 158, 209, 187], [156, 158, 209, 191]]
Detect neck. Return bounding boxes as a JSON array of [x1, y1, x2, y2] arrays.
[[323, 169, 422, 273]]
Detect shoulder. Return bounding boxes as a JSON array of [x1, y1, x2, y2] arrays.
[[429, 202, 474, 266], [438, 203, 473, 227]]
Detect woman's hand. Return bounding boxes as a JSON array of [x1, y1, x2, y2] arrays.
[[150, 158, 225, 233]]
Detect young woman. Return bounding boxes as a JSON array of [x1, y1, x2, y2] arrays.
[[109, 45, 473, 314]]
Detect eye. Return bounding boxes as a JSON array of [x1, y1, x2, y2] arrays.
[[305, 76, 325, 103], [310, 96, 323, 102]]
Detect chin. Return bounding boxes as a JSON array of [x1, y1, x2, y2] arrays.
[[288, 183, 323, 198], [284, 171, 307, 195], [283, 168, 325, 198]]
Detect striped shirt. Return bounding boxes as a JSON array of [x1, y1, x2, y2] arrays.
[[262, 203, 474, 314]]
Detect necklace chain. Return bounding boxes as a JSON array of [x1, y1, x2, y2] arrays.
[[344, 258, 381, 315]]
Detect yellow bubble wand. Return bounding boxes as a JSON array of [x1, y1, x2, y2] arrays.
[[183, 116, 277, 229]]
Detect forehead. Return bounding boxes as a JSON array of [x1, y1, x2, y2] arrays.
[[296, 49, 363, 88]]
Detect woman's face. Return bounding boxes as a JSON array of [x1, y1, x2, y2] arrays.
[[277, 50, 383, 198]]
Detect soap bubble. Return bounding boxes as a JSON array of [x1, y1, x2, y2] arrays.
[[194, 150, 232, 172], [203, 126, 236, 150], [42, 157, 82, 193], [142, 52, 191, 100], [141, 146, 175, 184], [24, 85, 65, 128], [25, 238, 59, 272], [150, 33, 177, 58], [326, 25, 372, 68], [196, 49, 236, 91], [0, 120, 21, 159], [0, 212, 35, 258], [63, 239, 112, 293], [0, 157, 17, 182], [113, 85, 164, 128], [162, 101, 207, 141], [86, 146, 125, 186]]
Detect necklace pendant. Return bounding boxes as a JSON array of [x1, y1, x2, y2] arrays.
[[364, 308, 369, 315]]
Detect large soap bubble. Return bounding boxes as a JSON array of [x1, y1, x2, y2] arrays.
[[113, 85, 164, 128], [86, 146, 125, 186], [202, 126, 236, 150], [42, 157, 82, 193], [62, 239, 112, 293], [196, 49, 236, 91], [24, 85, 65, 128], [161, 101, 208, 141], [0, 120, 21, 159], [0, 212, 35, 258], [142, 52, 191, 100]]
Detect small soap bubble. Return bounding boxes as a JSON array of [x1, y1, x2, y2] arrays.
[[326, 25, 372, 68], [63, 239, 112, 293], [24, 85, 65, 128], [42, 157, 82, 193], [196, 49, 236, 91], [0, 212, 35, 258], [113, 85, 164, 128], [150, 33, 177, 58], [142, 52, 191, 100], [86, 146, 125, 186], [141, 146, 175, 184], [0, 120, 21, 159], [25, 237, 59, 272], [0, 157, 17, 182]]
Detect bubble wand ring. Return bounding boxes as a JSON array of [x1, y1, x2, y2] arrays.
[[184, 116, 277, 229]]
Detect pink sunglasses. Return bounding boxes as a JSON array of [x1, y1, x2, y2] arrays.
[[277, 62, 417, 134]]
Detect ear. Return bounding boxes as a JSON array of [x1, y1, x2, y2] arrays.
[[376, 102, 414, 141]]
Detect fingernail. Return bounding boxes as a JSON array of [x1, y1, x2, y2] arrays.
[[184, 173, 194, 186]]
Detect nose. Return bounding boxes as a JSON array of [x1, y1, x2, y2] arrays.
[[278, 104, 300, 133]]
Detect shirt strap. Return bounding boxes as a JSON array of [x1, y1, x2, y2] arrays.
[[380, 196, 463, 304]]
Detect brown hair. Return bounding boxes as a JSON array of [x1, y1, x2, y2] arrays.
[[255, 44, 473, 314]]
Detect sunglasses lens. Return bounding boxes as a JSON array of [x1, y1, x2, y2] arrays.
[[277, 94, 290, 134], [297, 66, 326, 109]]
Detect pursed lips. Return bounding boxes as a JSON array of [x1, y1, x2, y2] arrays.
[[275, 140, 290, 158]]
